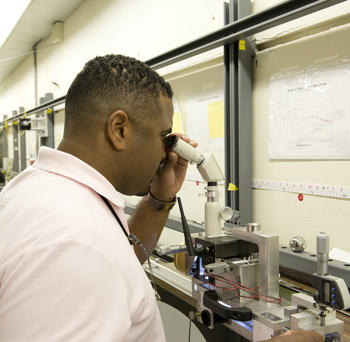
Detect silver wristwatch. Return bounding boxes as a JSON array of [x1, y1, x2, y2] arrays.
[[144, 192, 176, 211]]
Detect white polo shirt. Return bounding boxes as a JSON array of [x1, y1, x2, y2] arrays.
[[0, 147, 165, 342]]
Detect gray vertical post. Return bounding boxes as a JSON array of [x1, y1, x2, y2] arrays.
[[45, 93, 55, 148], [19, 109, 27, 171], [37, 97, 45, 150], [224, 0, 252, 226], [45, 93, 54, 102], [0, 127, 3, 170], [224, 1, 238, 220], [237, 0, 253, 225], [40, 93, 55, 148], [44, 107, 55, 148], [3, 115, 8, 160], [20, 132, 27, 171], [0, 115, 8, 183], [0, 130, 2, 168], [0, 129, 3, 184], [12, 111, 19, 173]]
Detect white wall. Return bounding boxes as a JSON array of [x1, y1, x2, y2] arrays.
[[252, 22, 350, 253], [0, 55, 35, 117], [1, 0, 350, 253], [1, 0, 224, 114]]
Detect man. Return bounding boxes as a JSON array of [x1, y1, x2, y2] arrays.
[[0, 54, 181, 341], [0, 54, 322, 341]]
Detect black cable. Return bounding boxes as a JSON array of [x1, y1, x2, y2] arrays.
[[99, 194, 131, 243], [98, 193, 160, 299], [177, 196, 196, 256], [188, 317, 192, 342]]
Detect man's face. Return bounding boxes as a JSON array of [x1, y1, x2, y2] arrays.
[[125, 95, 173, 196]]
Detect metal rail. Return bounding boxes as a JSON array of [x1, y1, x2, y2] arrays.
[[0, 96, 65, 128], [0, 0, 346, 126], [146, 0, 346, 69]]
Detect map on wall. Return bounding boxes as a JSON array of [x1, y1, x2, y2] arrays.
[[269, 61, 350, 159]]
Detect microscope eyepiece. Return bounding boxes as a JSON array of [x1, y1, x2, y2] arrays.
[[164, 134, 204, 165], [163, 133, 179, 151]]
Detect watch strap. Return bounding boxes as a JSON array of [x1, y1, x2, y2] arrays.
[[145, 192, 176, 211]]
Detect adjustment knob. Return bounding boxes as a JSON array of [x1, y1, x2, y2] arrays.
[[220, 206, 233, 221]]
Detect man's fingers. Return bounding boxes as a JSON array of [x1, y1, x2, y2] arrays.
[[172, 133, 198, 148], [189, 140, 198, 147], [161, 151, 179, 172]]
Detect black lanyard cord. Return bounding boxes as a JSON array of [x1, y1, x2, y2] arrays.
[[99, 194, 132, 245], [98, 193, 160, 299]]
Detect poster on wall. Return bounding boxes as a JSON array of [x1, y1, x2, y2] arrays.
[[172, 97, 184, 134], [186, 96, 224, 153], [269, 61, 350, 159], [185, 94, 225, 181]]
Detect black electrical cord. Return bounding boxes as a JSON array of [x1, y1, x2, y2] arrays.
[[188, 317, 192, 342]]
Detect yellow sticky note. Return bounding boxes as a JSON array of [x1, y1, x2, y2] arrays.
[[208, 101, 224, 138], [172, 111, 183, 133], [228, 183, 239, 191], [239, 40, 246, 50]]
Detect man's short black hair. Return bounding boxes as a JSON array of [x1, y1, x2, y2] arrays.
[[64, 54, 173, 136]]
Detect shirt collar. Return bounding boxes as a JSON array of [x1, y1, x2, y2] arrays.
[[33, 147, 125, 208]]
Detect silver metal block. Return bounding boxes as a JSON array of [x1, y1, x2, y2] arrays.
[[284, 305, 298, 319], [229, 227, 280, 298], [292, 293, 316, 310]]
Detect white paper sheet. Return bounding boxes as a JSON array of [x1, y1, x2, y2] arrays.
[[186, 95, 224, 153], [269, 62, 350, 159], [330, 248, 350, 264]]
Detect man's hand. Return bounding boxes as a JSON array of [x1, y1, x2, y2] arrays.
[[150, 134, 197, 202], [268, 330, 323, 342], [129, 134, 198, 263]]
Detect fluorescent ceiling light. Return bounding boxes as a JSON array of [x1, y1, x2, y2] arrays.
[[0, 0, 32, 48]]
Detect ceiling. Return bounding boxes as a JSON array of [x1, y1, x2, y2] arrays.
[[0, 0, 86, 83]]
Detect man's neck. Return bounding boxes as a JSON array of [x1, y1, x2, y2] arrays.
[[58, 137, 123, 192]]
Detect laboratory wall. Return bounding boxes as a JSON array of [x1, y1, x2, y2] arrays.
[[252, 21, 350, 254], [1, 0, 350, 253]]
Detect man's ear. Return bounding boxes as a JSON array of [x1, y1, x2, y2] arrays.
[[107, 109, 130, 150]]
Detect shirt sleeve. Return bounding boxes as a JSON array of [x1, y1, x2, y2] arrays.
[[0, 239, 130, 342]]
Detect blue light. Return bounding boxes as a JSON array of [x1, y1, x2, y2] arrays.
[[232, 319, 254, 332]]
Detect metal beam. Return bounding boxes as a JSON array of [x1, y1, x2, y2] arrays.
[[124, 204, 204, 234], [224, 1, 239, 220], [146, 0, 347, 69], [0, 0, 346, 127], [0, 96, 65, 128], [237, 0, 253, 226], [280, 246, 350, 288], [224, 0, 253, 226]]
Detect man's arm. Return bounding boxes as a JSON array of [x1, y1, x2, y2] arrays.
[[128, 197, 170, 263], [128, 134, 196, 263]]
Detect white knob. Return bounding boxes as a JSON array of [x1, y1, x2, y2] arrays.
[[220, 206, 233, 221]]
